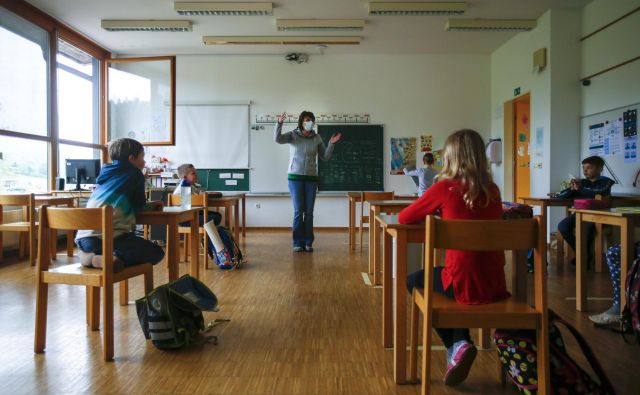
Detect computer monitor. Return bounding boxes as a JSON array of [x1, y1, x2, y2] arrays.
[[65, 159, 100, 191]]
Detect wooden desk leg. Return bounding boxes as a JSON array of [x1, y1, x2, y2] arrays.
[[66, 201, 74, 257], [576, 213, 588, 311], [224, 205, 231, 232], [349, 198, 355, 250], [394, 231, 408, 384], [119, 280, 129, 306], [372, 207, 382, 285], [620, 218, 633, 312], [167, 219, 179, 281], [382, 230, 393, 348], [190, 211, 200, 279], [242, 195, 246, 238], [595, 224, 603, 273], [556, 233, 565, 273], [478, 329, 491, 350], [368, 206, 376, 275], [234, 200, 240, 242]]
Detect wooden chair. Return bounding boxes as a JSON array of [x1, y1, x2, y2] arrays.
[[0, 194, 36, 265], [34, 206, 154, 361], [359, 191, 395, 251], [408, 215, 550, 394], [167, 193, 211, 269]]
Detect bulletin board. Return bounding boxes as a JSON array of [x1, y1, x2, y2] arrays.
[[580, 103, 640, 194]]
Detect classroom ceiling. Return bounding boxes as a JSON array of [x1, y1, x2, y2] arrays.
[[26, 0, 590, 56]]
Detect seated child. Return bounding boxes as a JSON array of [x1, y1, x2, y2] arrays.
[[403, 152, 439, 197], [399, 129, 508, 387], [173, 163, 222, 257], [76, 138, 165, 272], [555, 156, 615, 265], [589, 242, 640, 325]]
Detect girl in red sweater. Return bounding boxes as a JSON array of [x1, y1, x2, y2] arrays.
[[399, 129, 507, 386]]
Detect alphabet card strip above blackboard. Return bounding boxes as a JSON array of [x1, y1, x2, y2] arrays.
[[255, 113, 370, 124]]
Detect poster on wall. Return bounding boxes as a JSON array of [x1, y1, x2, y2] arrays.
[[588, 123, 605, 156], [420, 135, 433, 152], [603, 118, 622, 156], [623, 109, 638, 163], [432, 149, 444, 170], [390, 137, 417, 174]]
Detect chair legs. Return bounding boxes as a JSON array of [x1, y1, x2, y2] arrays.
[[497, 354, 506, 386], [0, 231, 3, 261], [421, 310, 433, 395], [88, 286, 100, 331], [119, 281, 129, 306], [34, 281, 49, 353], [144, 268, 154, 294], [102, 283, 114, 361], [183, 234, 190, 263], [409, 294, 420, 383], [536, 327, 551, 395]]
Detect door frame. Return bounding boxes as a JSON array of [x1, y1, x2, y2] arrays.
[[503, 92, 531, 202]]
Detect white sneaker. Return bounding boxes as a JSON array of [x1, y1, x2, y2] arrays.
[[588, 311, 621, 325]]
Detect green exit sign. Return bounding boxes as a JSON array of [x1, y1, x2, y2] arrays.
[[514, 87, 521, 96]]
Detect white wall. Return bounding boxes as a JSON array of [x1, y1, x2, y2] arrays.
[[174, 53, 491, 226], [490, 9, 583, 232], [581, 0, 640, 117], [490, 11, 552, 197]]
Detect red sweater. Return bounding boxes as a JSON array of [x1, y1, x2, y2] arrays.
[[398, 179, 509, 305]]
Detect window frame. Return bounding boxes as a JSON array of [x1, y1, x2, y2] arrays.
[[0, 0, 110, 190]]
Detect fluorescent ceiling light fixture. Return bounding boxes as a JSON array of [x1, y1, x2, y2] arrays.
[[175, 2, 273, 15], [445, 19, 536, 31], [369, 2, 466, 15], [101, 20, 192, 32], [203, 36, 361, 45], [276, 19, 365, 31]]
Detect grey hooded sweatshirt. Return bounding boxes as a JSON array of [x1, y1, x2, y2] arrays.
[[274, 123, 335, 180]]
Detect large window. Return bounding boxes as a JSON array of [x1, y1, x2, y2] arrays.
[[0, 135, 48, 193], [57, 38, 99, 144], [0, 17, 48, 137]]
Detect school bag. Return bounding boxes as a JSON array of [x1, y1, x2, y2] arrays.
[[204, 221, 244, 270], [501, 201, 534, 220], [621, 257, 640, 343], [494, 310, 616, 395], [136, 275, 224, 350]]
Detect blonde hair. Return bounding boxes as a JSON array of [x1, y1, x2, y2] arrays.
[[438, 129, 495, 209], [177, 163, 195, 178]]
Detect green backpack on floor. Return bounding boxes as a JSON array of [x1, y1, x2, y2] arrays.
[[136, 275, 223, 350]]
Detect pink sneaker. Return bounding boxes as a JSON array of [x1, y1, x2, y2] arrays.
[[443, 342, 477, 386]]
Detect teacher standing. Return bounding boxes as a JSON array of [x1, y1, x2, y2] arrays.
[[275, 111, 341, 252]]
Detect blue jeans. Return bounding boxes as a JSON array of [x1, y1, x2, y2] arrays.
[[288, 179, 318, 247], [558, 213, 595, 253], [76, 233, 165, 268]]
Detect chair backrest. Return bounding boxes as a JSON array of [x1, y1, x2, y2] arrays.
[[361, 191, 395, 219], [0, 193, 35, 222], [37, 206, 115, 274], [168, 193, 207, 207], [424, 215, 547, 311]]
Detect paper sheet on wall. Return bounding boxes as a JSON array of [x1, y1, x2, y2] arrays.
[[624, 135, 637, 163], [225, 180, 238, 186], [588, 123, 604, 156], [603, 119, 622, 156], [390, 137, 417, 174]]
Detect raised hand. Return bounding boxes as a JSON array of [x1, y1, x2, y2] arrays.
[[277, 112, 288, 124], [330, 132, 342, 144]]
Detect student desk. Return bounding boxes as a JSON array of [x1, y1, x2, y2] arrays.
[[346, 192, 417, 250], [34, 196, 75, 258], [223, 193, 246, 237], [368, 200, 415, 285], [519, 197, 572, 270], [375, 214, 527, 384], [50, 190, 92, 208], [572, 208, 640, 312], [207, 194, 241, 241]]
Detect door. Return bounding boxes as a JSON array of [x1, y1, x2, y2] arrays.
[[514, 96, 530, 200]]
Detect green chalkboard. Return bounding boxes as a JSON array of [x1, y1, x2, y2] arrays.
[[196, 169, 250, 191], [317, 125, 384, 191]]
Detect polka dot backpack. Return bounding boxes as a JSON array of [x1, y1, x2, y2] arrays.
[[494, 310, 616, 395]]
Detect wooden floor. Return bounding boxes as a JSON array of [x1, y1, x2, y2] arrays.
[[0, 230, 637, 394]]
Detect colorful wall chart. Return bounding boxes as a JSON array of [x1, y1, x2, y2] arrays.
[[390, 137, 416, 174]]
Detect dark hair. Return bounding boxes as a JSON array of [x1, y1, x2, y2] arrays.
[[297, 111, 315, 130], [177, 163, 195, 178], [108, 138, 144, 162], [423, 153, 434, 165], [582, 156, 604, 168]]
